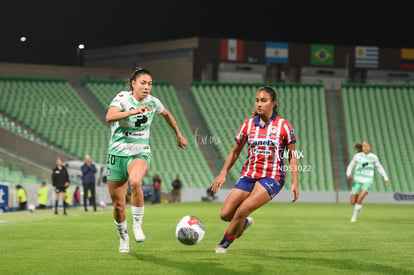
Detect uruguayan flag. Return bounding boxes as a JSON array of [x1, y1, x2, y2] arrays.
[[355, 46, 379, 68]]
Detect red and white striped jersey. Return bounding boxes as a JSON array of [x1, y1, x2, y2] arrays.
[[235, 113, 296, 183]]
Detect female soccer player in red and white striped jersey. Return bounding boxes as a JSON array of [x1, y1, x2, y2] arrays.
[[210, 86, 299, 253]]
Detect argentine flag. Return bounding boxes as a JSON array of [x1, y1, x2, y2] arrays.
[[265, 42, 288, 63]]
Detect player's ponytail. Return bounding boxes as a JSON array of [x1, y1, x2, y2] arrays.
[[354, 142, 363, 153]]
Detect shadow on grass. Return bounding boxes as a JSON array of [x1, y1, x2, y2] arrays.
[[129, 250, 254, 275], [130, 248, 410, 274], [276, 255, 411, 274], [237, 248, 411, 273]]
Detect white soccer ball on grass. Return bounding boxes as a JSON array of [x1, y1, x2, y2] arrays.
[[175, 215, 205, 245]]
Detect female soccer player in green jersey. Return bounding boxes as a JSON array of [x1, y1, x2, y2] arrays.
[[106, 67, 187, 252], [346, 141, 390, 222]]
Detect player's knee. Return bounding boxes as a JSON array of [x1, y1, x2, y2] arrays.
[[234, 207, 250, 221], [128, 175, 143, 190], [350, 195, 357, 205], [113, 201, 125, 213], [220, 213, 232, 222], [219, 209, 234, 221]]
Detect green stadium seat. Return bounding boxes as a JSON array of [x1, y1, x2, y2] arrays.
[[0, 167, 9, 181], [0, 77, 109, 163], [22, 175, 39, 185], [10, 164, 22, 172], [4, 170, 23, 184]]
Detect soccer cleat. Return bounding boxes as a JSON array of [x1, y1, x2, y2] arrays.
[[237, 217, 254, 239], [351, 216, 357, 222], [133, 225, 146, 243], [119, 235, 130, 253], [215, 245, 227, 254]]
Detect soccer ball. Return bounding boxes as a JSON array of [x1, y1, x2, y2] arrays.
[[100, 201, 106, 209], [28, 204, 36, 214], [175, 215, 205, 245]]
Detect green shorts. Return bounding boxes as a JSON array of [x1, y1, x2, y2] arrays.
[[351, 181, 373, 194], [106, 153, 151, 182]]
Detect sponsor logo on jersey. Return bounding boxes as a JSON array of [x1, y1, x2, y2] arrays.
[[249, 139, 276, 146], [252, 148, 272, 155], [125, 131, 145, 137]]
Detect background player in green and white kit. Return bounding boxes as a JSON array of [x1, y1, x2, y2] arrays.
[[106, 67, 187, 253], [346, 141, 390, 222]]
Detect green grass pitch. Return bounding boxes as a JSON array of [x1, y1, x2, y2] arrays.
[[0, 202, 413, 275]]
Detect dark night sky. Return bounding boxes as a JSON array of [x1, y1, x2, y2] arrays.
[[0, 0, 411, 66]]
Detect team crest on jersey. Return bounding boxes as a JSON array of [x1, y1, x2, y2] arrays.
[[271, 126, 278, 134]]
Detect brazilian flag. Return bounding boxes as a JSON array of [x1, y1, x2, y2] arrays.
[[311, 44, 334, 65]]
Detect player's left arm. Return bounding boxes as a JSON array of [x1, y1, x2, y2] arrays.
[[287, 143, 299, 202], [285, 123, 298, 202], [375, 157, 390, 187], [161, 108, 187, 149]]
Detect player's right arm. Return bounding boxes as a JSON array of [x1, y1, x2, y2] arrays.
[[210, 137, 246, 192], [346, 154, 357, 179], [105, 106, 151, 123]]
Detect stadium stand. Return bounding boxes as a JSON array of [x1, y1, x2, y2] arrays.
[[0, 76, 109, 164], [0, 145, 54, 185], [0, 154, 39, 185], [1, 70, 411, 197], [191, 82, 335, 191], [0, 112, 52, 147], [342, 84, 414, 193], [83, 78, 215, 192]]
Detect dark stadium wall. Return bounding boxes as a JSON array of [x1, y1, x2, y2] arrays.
[[83, 38, 199, 89], [0, 127, 76, 177], [81, 36, 414, 86], [0, 63, 131, 81], [194, 38, 411, 84]]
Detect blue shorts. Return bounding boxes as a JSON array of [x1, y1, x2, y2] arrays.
[[234, 176, 284, 199]]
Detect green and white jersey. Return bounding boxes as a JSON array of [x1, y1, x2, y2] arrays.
[[108, 91, 164, 157], [346, 152, 389, 184]]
